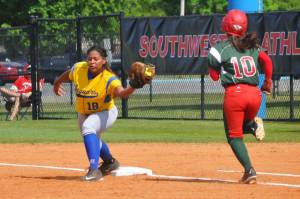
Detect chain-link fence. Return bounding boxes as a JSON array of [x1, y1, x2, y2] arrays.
[[121, 75, 300, 120], [35, 14, 123, 120], [0, 26, 32, 120], [1, 75, 299, 121], [0, 26, 31, 83], [0, 14, 299, 121]]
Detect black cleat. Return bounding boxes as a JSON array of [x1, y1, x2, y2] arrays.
[[239, 167, 257, 184], [99, 157, 120, 175], [82, 167, 103, 181]]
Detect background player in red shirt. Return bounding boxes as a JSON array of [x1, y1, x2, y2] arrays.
[[207, 9, 273, 184], [1, 65, 44, 120]]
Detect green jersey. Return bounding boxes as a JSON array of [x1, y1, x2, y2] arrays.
[[208, 40, 260, 87]]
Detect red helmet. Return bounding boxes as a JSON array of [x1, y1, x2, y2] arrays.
[[24, 64, 31, 71], [221, 9, 248, 37]]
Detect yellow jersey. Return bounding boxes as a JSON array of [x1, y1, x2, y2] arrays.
[[69, 61, 121, 114]]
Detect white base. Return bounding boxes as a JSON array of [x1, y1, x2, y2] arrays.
[[111, 166, 153, 176]]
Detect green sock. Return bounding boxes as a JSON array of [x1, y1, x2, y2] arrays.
[[229, 138, 252, 171]]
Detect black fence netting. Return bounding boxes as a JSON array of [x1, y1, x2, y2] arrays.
[[119, 75, 300, 120], [0, 13, 299, 121], [0, 26, 31, 84], [35, 18, 77, 119], [33, 14, 123, 120], [0, 26, 32, 120]]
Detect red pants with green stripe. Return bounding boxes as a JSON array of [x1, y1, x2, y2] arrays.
[[223, 84, 262, 139]]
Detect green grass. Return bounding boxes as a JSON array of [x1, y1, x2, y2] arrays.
[[0, 119, 299, 143], [2, 91, 298, 120]]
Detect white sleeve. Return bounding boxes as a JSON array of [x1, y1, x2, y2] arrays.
[[10, 85, 18, 92]]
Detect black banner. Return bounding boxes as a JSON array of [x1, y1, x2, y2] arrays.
[[121, 12, 300, 76]]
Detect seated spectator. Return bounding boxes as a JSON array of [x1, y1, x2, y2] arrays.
[[0, 65, 44, 120], [0, 87, 21, 120]]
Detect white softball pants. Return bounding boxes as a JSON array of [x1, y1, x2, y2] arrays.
[[78, 105, 118, 137]]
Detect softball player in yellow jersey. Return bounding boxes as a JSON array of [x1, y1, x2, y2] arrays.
[[53, 46, 136, 181]]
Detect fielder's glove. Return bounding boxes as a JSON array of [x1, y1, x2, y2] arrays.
[[261, 78, 272, 95], [128, 62, 155, 89]]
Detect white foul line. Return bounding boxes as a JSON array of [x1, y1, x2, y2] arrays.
[[260, 182, 300, 188], [148, 174, 237, 183], [0, 162, 300, 188], [217, 169, 300, 178], [148, 174, 300, 188], [0, 162, 86, 172]]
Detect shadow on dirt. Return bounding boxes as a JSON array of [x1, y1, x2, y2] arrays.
[[16, 175, 82, 181]]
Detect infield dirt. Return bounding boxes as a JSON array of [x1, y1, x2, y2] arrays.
[[0, 143, 299, 199]]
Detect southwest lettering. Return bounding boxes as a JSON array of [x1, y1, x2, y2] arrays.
[[138, 32, 299, 58], [158, 36, 168, 57], [139, 35, 148, 58], [189, 35, 200, 57], [261, 32, 271, 55], [149, 35, 158, 57], [200, 35, 209, 57], [270, 32, 281, 55], [280, 32, 291, 55], [169, 35, 178, 57], [292, 31, 300, 55], [178, 35, 189, 58]]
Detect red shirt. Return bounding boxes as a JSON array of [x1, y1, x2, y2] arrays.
[[13, 76, 32, 94]]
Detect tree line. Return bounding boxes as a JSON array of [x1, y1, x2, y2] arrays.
[[1, 0, 299, 28]]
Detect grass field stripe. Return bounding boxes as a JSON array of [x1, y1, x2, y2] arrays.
[[0, 162, 86, 172], [217, 169, 300, 177], [149, 174, 300, 188]]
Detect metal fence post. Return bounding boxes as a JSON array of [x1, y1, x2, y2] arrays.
[[30, 16, 38, 120], [120, 12, 128, 118], [200, 75, 205, 120], [290, 75, 294, 120], [71, 16, 83, 107], [76, 16, 82, 62]]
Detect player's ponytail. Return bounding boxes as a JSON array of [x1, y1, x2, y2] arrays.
[[230, 32, 260, 52]]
